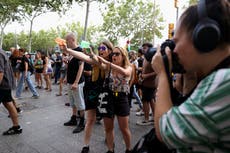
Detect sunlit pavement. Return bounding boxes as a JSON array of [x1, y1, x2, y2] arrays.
[[0, 82, 152, 153]]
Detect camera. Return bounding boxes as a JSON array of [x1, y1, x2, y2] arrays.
[[144, 39, 185, 74]]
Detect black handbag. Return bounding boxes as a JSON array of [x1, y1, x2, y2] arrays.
[[132, 128, 175, 153]]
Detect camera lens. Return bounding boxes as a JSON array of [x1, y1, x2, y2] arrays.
[[144, 47, 157, 62], [144, 39, 185, 73]]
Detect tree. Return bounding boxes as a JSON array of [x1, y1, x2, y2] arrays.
[[189, 0, 198, 5], [75, 0, 109, 41], [101, 0, 164, 47], [16, 0, 74, 52], [0, 0, 20, 49], [2, 22, 100, 52]]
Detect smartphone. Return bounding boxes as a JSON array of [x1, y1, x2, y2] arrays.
[[81, 41, 90, 48], [85, 48, 91, 54]]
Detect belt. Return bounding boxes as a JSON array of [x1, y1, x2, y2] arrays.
[[112, 92, 128, 97]]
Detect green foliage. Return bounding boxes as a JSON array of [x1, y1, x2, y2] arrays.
[[189, 0, 198, 5], [2, 23, 100, 52], [0, 0, 22, 48], [2, 33, 15, 49], [0, 0, 73, 24], [101, 0, 164, 47]]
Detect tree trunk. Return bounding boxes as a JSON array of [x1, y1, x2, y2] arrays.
[[0, 27, 4, 50], [152, 0, 156, 46], [83, 0, 90, 41], [28, 20, 33, 52]]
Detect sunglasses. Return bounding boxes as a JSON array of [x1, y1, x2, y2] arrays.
[[98, 46, 107, 51], [112, 52, 121, 56]]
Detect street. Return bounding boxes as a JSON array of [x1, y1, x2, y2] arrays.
[[0, 83, 152, 153]]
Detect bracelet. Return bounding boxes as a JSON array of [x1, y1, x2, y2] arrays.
[[89, 54, 94, 59]]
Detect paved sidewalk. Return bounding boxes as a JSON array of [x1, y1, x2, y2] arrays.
[[0, 84, 152, 153]]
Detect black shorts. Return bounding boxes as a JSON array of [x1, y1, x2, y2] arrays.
[[35, 68, 43, 73], [113, 93, 130, 117], [141, 87, 155, 102], [0, 89, 13, 103], [98, 91, 130, 118], [135, 83, 142, 90], [84, 91, 99, 110], [84, 83, 101, 110], [102, 92, 130, 118]]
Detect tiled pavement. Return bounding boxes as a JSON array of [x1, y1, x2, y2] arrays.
[[0, 84, 152, 153]]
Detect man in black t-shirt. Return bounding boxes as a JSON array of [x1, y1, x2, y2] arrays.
[[15, 49, 39, 99], [63, 32, 85, 134]]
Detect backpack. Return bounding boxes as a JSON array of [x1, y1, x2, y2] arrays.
[[28, 58, 34, 75], [132, 128, 175, 153]]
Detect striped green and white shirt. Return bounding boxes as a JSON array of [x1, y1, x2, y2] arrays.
[[160, 69, 230, 153]]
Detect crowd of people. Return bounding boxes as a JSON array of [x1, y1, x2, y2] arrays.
[[0, 0, 229, 153]]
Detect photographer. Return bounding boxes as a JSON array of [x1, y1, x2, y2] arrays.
[[151, 0, 230, 152]]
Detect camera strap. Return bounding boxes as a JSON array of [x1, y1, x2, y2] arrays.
[[212, 55, 230, 71], [171, 55, 230, 106], [198, 55, 230, 82]]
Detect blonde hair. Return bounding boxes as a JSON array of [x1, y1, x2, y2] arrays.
[[113, 46, 131, 68]]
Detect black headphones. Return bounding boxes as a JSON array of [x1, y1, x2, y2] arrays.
[[192, 0, 221, 53]]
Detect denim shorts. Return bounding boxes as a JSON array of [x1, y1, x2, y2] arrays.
[[68, 82, 85, 110], [60, 72, 66, 79]]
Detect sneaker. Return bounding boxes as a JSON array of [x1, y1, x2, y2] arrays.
[[46, 89, 52, 92], [14, 96, 22, 100], [136, 120, 153, 126], [8, 107, 22, 117], [16, 107, 23, 114], [64, 116, 77, 126], [135, 108, 141, 112], [125, 149, 132, 153], [56, 93, 62, 96], [2, 126, 22, 135], [65, 103, 70, 106], [81, 146, 89, 153], [31, 95, 39, 99], [72, 124, 85, 133], [135, 110, 144, 116]]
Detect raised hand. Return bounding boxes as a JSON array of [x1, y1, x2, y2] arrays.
[[55, 37, 67, 52]]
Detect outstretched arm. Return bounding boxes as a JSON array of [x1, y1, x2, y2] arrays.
[[59, 43, 99, 65], [65, 48, 97, 65], [97, 56, 132, 77]]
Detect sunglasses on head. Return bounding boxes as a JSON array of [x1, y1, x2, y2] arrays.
[[98, 46, 107, 51], [112, 52, 121, 56]]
